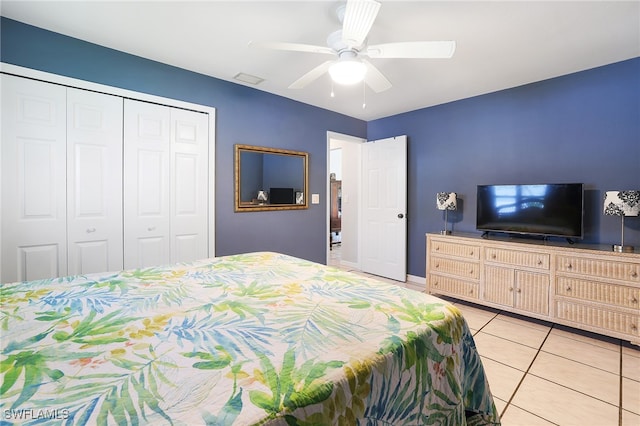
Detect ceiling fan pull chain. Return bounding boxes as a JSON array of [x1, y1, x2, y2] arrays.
[[362, 80, 367, 109]]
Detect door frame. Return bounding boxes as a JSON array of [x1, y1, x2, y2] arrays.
[[326, 131, 365, 268], [0, 62, 217, 262]]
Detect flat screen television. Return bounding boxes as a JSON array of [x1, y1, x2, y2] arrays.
[[476, 183, 584, 239], [269, 187, 295, 204]]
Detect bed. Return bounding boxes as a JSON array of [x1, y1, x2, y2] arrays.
[[1, 252, 499, 425]]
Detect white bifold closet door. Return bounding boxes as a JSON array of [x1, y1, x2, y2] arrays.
[[169, 107, 209, 263], [1, 75, 209, 282], [1, 75, 68, 282], [1, 75, 124, 282], [123, 99, 208, 269], [67, 88, 124, 275]]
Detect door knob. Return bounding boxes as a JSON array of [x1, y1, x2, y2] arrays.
[[397, 213, 404, 219]]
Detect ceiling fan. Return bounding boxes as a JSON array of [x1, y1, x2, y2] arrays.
[[249, 0, 456, 93]]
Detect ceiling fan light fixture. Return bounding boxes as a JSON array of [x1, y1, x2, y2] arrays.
[[329, 59, 367, 85]]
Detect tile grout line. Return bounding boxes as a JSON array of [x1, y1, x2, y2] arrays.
[[619, 344, 623, 426], [499, 323, 557, 423], [505, 323, 624, 424]]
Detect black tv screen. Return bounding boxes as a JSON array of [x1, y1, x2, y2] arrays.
[[269, 187, 295, 204], [476, 183, 583, 239]]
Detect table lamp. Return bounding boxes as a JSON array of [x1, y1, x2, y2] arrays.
[[436, 192, 457, 235], [603, 190, 640, 252]]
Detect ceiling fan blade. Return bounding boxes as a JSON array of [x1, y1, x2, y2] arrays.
[[289, 61, 334, 89], [362, 59, 392, 93], [342, 0, 381, 48], [248, 41, 334, 55], [364, 41, 456, 59]]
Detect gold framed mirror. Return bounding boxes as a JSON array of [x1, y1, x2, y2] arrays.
[[235, 144, 309, 212]]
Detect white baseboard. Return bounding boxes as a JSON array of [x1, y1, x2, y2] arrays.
[[407, 273, 424, 284], [406, 274, 425, 292], [339, 260, 359, 270]]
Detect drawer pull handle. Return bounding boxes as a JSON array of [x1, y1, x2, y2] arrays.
[[433, 281, 438, 286], [631, 271, 638, 278], [435, 263, 439, 268], [631, 297, 638, 304], [469, 251, 474, 256], [566, 263, 573, 270], [469, 269, 474, 275], [435, 246, 440, 251], [517, 289, 522, 293], [509, 287, 514, 292], [491, 254, 497, 259], [86, 228, 96, 233], [537, 259, 543, 265], [566, 286, 572, 292], [631, 324, 638, 331], [469, 289, 474, 294]]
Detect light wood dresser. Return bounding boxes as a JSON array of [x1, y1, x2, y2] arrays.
[[426, 233, 640, 344]]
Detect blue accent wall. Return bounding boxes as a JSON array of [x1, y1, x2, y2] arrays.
[[368, 58, 640, 276], [2, 17, 638, 277], [0, 17, 366, 265]]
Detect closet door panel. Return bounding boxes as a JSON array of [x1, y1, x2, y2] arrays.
[[67, 88, 123, 275], [171, 108, 208, 263], [18, 245, 60, 282], [1, 75, 67, 282], [124, 100, 171, 269]]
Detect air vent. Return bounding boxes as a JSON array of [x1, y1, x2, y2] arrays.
[[233, 73, 264, 85]]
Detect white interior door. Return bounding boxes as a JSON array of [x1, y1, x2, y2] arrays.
[[170, 107, 208, 263], [124, 99, 171, 269], [1, 75, 67, 282], [361, 136, 407, 282], [67, 88, 123, 275]]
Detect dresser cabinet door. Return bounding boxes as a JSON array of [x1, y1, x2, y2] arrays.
[[483, 265, 515, 307], [514, 271, 549, 315]]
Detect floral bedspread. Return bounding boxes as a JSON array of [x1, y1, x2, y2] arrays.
[[1, 252, 499, 425]]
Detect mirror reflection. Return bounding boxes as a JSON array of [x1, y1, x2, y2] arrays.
[[235, 144, 309, 212]]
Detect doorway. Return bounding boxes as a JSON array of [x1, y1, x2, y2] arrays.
[[327, 132, 364, 269]]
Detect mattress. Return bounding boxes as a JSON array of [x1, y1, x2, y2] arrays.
[[0, 252, 499, 425]]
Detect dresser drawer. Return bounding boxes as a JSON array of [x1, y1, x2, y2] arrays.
[[429, 275, 479, 299], [485, 247, 549, 270], [556, 277, 640, 310], [430, 239, 480, 260], [555, 300, 639, 336], [556, 255, 640, 283], [430, 256, 480, 280]]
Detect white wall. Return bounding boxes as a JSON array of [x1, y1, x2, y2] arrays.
[[330, 148, 342, 181]]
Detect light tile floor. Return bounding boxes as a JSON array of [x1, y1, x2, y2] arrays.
[[329, 247, 640, 426]]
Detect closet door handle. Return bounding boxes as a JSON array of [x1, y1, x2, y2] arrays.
[[86, 228, 96, 233]]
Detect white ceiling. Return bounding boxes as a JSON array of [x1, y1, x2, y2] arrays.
[[2, 1, 639, 120]]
